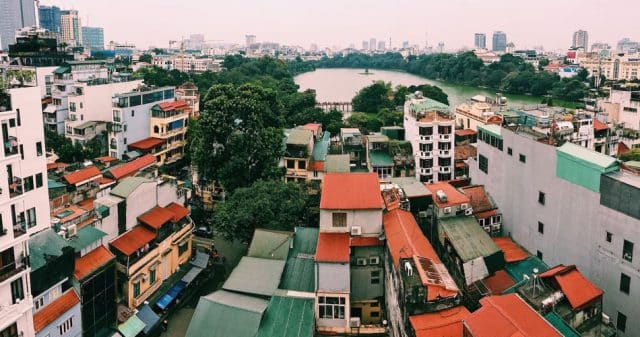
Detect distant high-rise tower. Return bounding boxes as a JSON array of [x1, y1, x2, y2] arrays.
[[362, 40, 369, 50], [82, 26, 104, 52], [60, 10, 82, 47], [369, 38, 376, 51], [437, 42, 445, 53], [474, 33, 486, 49], [402, 41, 409, 49], [38, 5, 61, 34], [377, 40, 385, 51], [492, 31, 507, 52], [572, 30, 589, 50], [0, 0, 37, 50], [245, 34, 256, 47]]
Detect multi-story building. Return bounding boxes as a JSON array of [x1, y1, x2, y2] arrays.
[[38, 5, 61, 34], [474, 33, 486, 49], [8, 27, 71, 67], [175, 82, 199, 119], [404, 92, 455, 183], [60, 10, 82, 48], [470, 124, 640, 336], [492, 31, 507, 53], [617, 38, 639, 54], [454, 95, 503, 131], [146, 100, 189, 165], [109, 86, 175, 159], [81, 27, 104, 52], [283, 127, 314, 183], [0, 85, 51, 337], [572, 30, 589, 50], [0, 0, 37, 50], [600, 88, 640, 130], [369, 38, 376, 51], [580, 54, 640, 81]]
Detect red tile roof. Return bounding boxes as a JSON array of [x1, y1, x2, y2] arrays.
[[454, 144, 477, 161], [63, 166, 102, 185], [464, 294, 561, 337], [138, 206, 174, 229], [474, 209, 498, 219], [425, 182, 470, 208], [308, 161, 324, 171], [164, 202, 190, 222], [47, 162, 69, 171], [97, 177, 115, 185], [483, 270, 516, 294], [158, 100, 189, 112], [350, 236, 384, 247], [492, 237, 529, 263], [455, 129, 477, 137], [33, 289, 80, 333], [594, 119, 608, 132], [302, 123, 322, 136], [107, 154, 156, 180], [618, 141, 630, 155], [409, 306, 470, 337], [460, 185, 495, 213], [110, 226, 157, 256], [77, 198, 95, 211], [74, 246, 115, 280], [128, 137, 166, 151], [384, 209, 459, 301], [320, 173, 383, 210], [540, 265, 603, 310], [94, 156, 118, 163], [316, 233, 350, 262]]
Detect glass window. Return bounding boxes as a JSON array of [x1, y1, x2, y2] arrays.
[[150, 269, 157, 285], [286, 160, 295, 169], [164, 89, 174, 99], [617, 312, 627, 332], [24, 176, 34, 192], [507, 147, 513, 156], [537, 250, 543, 260], [26, 207, 36, 228], [36, 142, 43, 156], [371, 270, 381, 285], [332, 213, 347, 227], [519, 154, 526, 163], [318, 296, 346, 319], [10, 278, 23, 304], [129, 95, 141, 106], [538, 221, 544, 234], [606, 231, 612, 243], [538, 191, 545, 205], [298, 160, 306, 170], [620, 273, 630, 294], [179, 241, 188, 256], [623, 240, 633, 262], [133, 282, 140, 297], [0, 323, 18, 337], [479, 154, 488, 174]]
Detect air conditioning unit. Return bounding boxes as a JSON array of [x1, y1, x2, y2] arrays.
[[351, 226, 362, 236], [58, 230, 67, 239], [369, 256, 380, 265], [443, 207, 452, 214], [418, 211, 428, 218], [461, 203, 469, 210], [602, 313, 610, 325], [66, 224, 78, 238], [350, 317, 361, 328], [465, 208, 473, 216], [356, 258, 367, 266]]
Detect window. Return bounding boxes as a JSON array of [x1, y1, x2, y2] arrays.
[[69, 102, 76, 112], [10, 278, 23, 304], [318, 296, 345, 319], [80, 102, 83, 109], [332, 213, 347, 227], [26, 207, 36, 228], [59, 317, 73, 335], [537, 250, 543, 260], [36, 141, 43, 156], [178, 241, 188, 255], [507, 147, 512, 156], [617, 312, 627, 332], [371, 270, 381, 285], [0, 323, 17, 337], [478, 154, 488, 174], [16, 109, 20, 126], [538, 191, 545, 205], [620, 273, 630, 294], [150, 269, 157, 285], [298, 160, 306, 170], [419, 127, 433, 136], [369, 256, 380, 265], [371, 311, 380, 317], [286, 160, 295, 169], [623, 240, 634, 262], [24, 176, 33, 192], [35, 296, 44, 310], [606, 231, 613, 243], [123, 138, 127, 145], [131, 110, 135, 117], [133, 281, 140, 297], [519, 154, 526, 163], [36, 173, 43, 188], [538, 221, 544, 234]]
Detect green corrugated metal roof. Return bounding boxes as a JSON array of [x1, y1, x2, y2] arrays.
[[544, 312, 581, 337], [286, 129, 313, 146], [325, 154, 350, 173], [118, 314, 146, 337], [504, 256, 549, 283], [53, 66, 70, 74], [279, 227, 318, 292], [247, 229, 293, 261], [408, 97, 449, 112], [67, 226, 107, 253], [438, 216, 501, 262], [48, 179, 66, 189], [557, 142, 619, 170], [186, 290, 267, 337], [222, 257, 286, 297], [256, 296, 314, 337], [312, 132, 330, 161], [478, 124, 502, 139], [29, 229, 71, 271], [369, 150, 393, 167], [110, 177, 152, 198], [367, 134, 389, 143]]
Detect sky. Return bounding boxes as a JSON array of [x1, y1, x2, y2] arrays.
[[44, 0, 639, 52]]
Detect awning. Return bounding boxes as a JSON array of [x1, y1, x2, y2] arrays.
[[44, 104, 57, 113], [136, 304, 160, 335], [53, 66, 70, 74], [156, 281, 187, 310], [191, 251, 210, 269], [125, 151, 141, 160], [181, 267, 203, 285], [117, 314, 146, 337]]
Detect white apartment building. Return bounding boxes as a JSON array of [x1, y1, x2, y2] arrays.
[[0, 86, 51, 337], [152, 55, 222, 73], [600, 89, 640, 130], [470, 125, 640, 336], [109, 86, 175, 159], [403, 92, 455, 183], [581, 54, 640, 81], [454, 95, 504, 131]]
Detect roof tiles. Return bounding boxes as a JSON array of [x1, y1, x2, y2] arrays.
[[128, 137, 165, 151], [320, 173, 383, 210], [315, 233, 350, 263], [164, 202, 190, 222], [409, 306, 470, 337], [138, 206, 175, 229], [107, 154, 156, 180], [540, 265, 603, 310], [63, 166, 101, 185], [492, 237, 529, 263], [74, 245, 115, 280], [110, 226, 156, 256], [425, 182, 470, 208], [33, 289, 80, 333]]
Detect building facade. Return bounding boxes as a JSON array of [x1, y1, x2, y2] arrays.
[[81, 27, 104, 52], [0, 0, 36, 50], [572, 30, 589, 49], [60, 10, 81, 48], [38, 5, 61, 34], [492, 31, 507, 52], [474, 33, 486, 49]]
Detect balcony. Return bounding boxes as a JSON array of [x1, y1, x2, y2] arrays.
[[0, 261, 26, 284], [439, 134, 451, 141], [419, 151, 432, 159], [44, 117, 56, 124], [4, 137, 19, 157], [420, 168, 432, 175], [8, 177, 23, 198], [438, 149, 452, 157], [419, 135, 433, 142], [0, 92, 11, 112], [439, 166, 451, 173]]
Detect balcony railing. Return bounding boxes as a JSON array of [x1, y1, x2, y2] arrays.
[[4, 137, 19, 157], [0, 261, 26, 283]]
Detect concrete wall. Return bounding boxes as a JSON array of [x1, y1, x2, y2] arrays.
[[350, 246, 384, 301], [319, 209, 382, 235], [317, 262, 350, 292], [470, 127, 640, 337], [35, 296, 81, 337], [124, 181, 158, 230]]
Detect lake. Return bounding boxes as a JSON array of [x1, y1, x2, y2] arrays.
[[294, 68, 543, 109]]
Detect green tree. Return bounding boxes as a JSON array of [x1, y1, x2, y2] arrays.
[[190, 83, 286, 192], [377, 108, 403, 126], [347, 112, 383, 134], [352, 81, 393, 113], [138, 54, 153, 63], [620, 148, 640, 162], [211, 180, 314, 242]]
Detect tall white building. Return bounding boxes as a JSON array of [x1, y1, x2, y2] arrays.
[[403, 92, 455, 183], [572, 30, 589, 50], [0, 85, 51, 337], [60, 10, 81, 47]]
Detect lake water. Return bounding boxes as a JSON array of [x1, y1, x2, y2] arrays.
[[294, 68, 543, 109]]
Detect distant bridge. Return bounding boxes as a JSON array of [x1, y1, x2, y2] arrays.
[[316, 102, 353, 120]]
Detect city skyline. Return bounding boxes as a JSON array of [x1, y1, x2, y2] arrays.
[[42, 0, 638, 51]]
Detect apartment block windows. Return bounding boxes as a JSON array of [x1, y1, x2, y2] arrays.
[[620, 273, 630, 294], [507, 147, 513, 156], [419, 143, 433, 152], [617, 312, 627, 332], [69, 102, 76, 112], [0, 323, 18, 337], [287, 160, 295, 169], [150, 268, 157, 285], [537, 250, 543, 260], [623, 240, 633, 262], [371, 270, 381, 285], [606, 232, 612, 243], [36, 141, 43, 156], [318, 296, 346, 319], [538, 191, 545, 205], [332, 213, 347, 227], [10, 278, 24, 304], [26, 207, 36, 228], [298, 160, 306, 170], [479, 154, 488, 174], [36, 173, 43, 188], [519, 154, 526, 163], [419, 127, 433, 136], [59, 317, 73, 335], [133, 281, 141, 297], [538, 221, 544, 234]]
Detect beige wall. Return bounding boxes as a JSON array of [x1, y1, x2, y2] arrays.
[[319, 209, 383, 235]]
